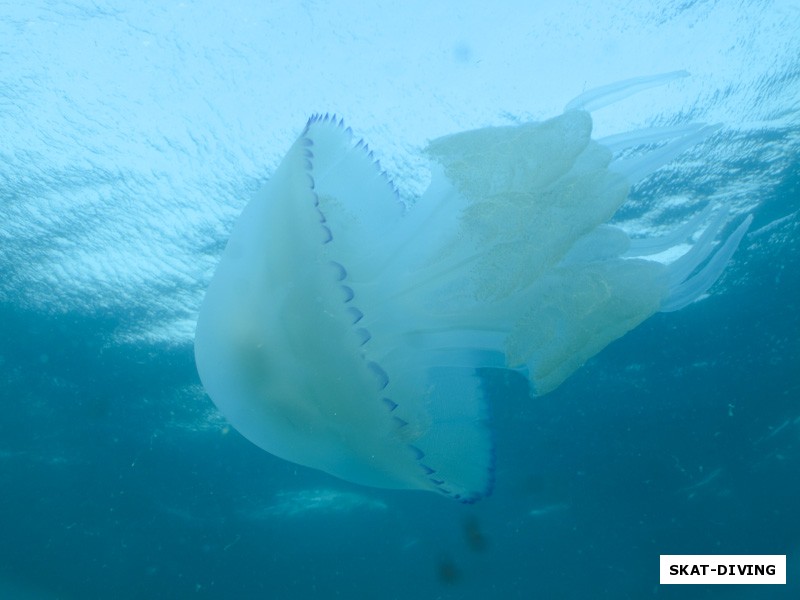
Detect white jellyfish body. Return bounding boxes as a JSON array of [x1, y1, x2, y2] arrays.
[[195, 73, 750, 502]]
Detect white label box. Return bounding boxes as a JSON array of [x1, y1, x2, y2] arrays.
[[660, 555, 786, 584]]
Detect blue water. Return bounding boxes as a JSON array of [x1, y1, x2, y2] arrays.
[[2, 1, 799, 598]]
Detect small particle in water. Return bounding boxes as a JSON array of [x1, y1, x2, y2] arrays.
[[463, 515, 488, 552], [452, 41, 473, 63], [436, 556, 461, 584]]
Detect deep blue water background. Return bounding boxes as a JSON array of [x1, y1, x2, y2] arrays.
[[2, 2, 799, 598]]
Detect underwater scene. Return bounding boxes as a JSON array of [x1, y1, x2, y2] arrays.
[[1, 1, 799, 598]]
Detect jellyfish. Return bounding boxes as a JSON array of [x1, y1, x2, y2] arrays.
[[194, 72, 751, 502]]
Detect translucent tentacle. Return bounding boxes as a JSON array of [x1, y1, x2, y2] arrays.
[[625, 204, 715, 257], [609, 124, 721, 184], [598, 123, 707, 153], [660, 215, 753, 312], [565, 70, 689, 112], [666, 208, 729, 288]]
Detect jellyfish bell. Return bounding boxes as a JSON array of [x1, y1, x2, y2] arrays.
[[194, 72, 751, 502]]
